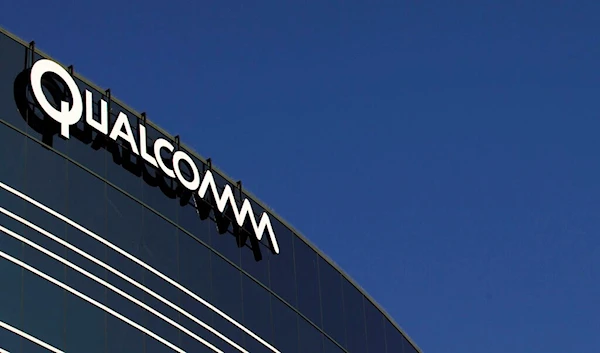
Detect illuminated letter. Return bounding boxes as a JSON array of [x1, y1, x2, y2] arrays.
[[153, 138, 175, 178], [85, 90, 108, 134], [30, 59, 83, 138], [139, 124, 158, 167], [173, 151, 200, 191], [108, 112, 140, 155]]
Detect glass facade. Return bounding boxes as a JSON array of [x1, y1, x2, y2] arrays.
[[0, 28, 421, 353]]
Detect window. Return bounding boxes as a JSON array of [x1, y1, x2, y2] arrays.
[[323, 336, 346, 353], [364, 300, 386, 353], [65, 83, 107, 179], [64, 265, 106, 353], [105, 101, 143, 201], [318, 256, 345, 346], [298, 316, 324, 353], [66, 162, 107, 279], [271, 297, 299, 353], [294, 237, 322, 327], [0, 33, 30, 131], [240, 199, 271, 286], [178, 230, 216, 352], [65, 162, 107, 353], [267, 220, 297, 307], [140, 208, 181, 352], [22, 267, 64, 351], [242, 274, 273, 353], [385, 318, 412, 353], [342, 278, 367, 353], [205, 171, 242, 266], [177, 188, 212, 249], [210, 252, 244, 347], [105, 186, 144, 284]]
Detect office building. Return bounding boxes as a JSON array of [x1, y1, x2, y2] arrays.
[[0, 27, 421, 353]]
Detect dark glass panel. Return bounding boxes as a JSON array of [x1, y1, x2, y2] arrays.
[[319, 256, 345, 346], [271, 297, 299, 353], [385, 318, 408, 353], [210, 251, 244, 347], [242, 274, 273, 353], [105, 308, 144, 353], [0, 327, 21, 353], [364, 300, 386, 353], [103, 187, 146, 351], [141, 123, 179, 221], [140, 208, 179, 285], [22, 137, 69, 266], [177, 187, 212, 248], [0, 123, 27, 214], [204, 170, 242, 266], [103, 186, 145, 352], [64, 266, 106, 353], [178, 230, 216, 353], [65, 161, 107, 353], [298, 316, 324, 353], [240, 198, 271, 285], [105, 101, 142, 200], [21, 270, 64, 352], [323, 336, 346, 353], [65, 82, 107, 179], [140, 208, 181, 352], [404, 340, 419, 353], [267, 219, 297, 306], [20, 139, 68, 350], [65, 162, 107, 279], [0, 125, 27, 351], [294, 237, 322, 326], [105, 186, 144, 284], [0, 32, 29, 130], [0, 211, 22, 331], [342, 278, 367, 353]]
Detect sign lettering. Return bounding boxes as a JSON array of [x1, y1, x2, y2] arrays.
[[29, 59, 280, 255]]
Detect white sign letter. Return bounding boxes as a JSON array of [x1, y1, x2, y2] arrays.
[[85, 90, 108, 134], [173, 151, 200, 191], [153, 138, 176, 178], [30, 59, 83, 139], [139, 124, 158, 168], [109, 112, 140, 155]]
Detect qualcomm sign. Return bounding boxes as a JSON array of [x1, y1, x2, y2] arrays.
[[29, 59, 280, 254]]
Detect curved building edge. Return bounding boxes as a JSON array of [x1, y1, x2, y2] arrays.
[[0, 25, 423, 353]]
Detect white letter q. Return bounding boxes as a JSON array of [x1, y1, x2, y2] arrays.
[[30, 59, 83, 139]]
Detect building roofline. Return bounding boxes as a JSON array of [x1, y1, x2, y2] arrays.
[[0, 25, 423, 353]]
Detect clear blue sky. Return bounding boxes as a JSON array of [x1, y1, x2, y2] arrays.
[[2, 1, 600, 352]]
